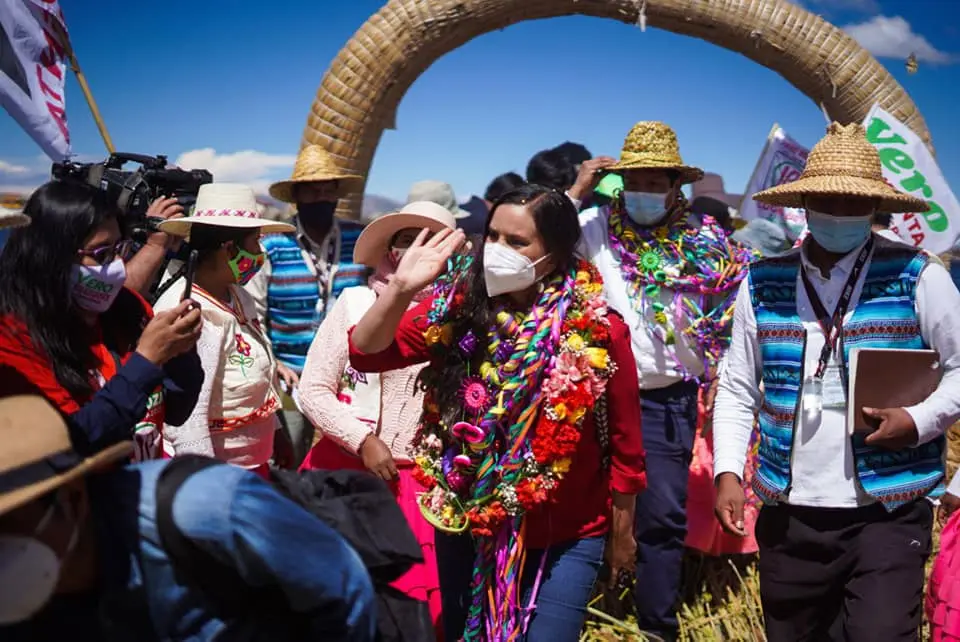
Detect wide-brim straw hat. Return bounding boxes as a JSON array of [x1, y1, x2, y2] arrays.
[[607, 121, 704, 184], [0, 395, 133, 516], [353, 201, 458, 267], [268, 145, 364, 203], [753, 122, 929, 214], [158, 183, 296, 237]]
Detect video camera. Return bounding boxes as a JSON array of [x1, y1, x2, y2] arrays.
[[52, 153, 213, 241]]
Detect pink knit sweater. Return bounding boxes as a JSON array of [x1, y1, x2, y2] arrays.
[[298, 287, 425, 463]]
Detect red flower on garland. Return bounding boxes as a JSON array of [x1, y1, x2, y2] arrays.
[[412, 466, 437, 490], [516, 478, 549, 510], [467, 501, 508, 537]]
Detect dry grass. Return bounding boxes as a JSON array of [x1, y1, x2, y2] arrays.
[[581, 533, 941, 642]]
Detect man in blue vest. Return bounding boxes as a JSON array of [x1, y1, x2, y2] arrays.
[[714, 123, 960, 641], [247, 146, 368, 466]]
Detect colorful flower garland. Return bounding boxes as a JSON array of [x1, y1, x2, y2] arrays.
[[412, 257, 615, 642], [607, 202, 757, 378]]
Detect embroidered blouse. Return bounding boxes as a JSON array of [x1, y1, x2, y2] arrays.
[[154, 282, 281, 468]]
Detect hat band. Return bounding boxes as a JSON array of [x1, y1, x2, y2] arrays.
[[0, 450, 80, 497], [617, 151, 686, 166], [801, 166, 884, 181], [192, 209, 260, 220]]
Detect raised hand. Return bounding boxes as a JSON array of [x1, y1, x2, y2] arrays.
[[391, 228, 466, 295]]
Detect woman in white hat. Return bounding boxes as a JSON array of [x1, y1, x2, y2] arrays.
[[153, 183, 297, 476], [297, 200, 457, 633]]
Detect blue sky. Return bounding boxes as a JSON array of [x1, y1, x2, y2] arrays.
[[1, 0, 958, 206]]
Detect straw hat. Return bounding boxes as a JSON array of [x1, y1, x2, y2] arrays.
[[353, 201, 457, 267], [607, 121, 704, 184], [0, 192, 29, 230], [407, 180, 468, 220], [268, 145, 364, 204], [0, 395, 133, 516], [752, 122, 929, 214], [158, 183, 295, 237]]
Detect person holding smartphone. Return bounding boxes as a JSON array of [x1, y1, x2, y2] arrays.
[[0, 179, 204, 461], [153, 183, 298, 476]]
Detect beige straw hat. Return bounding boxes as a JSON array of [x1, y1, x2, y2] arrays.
[[353, 201, 457, 267], [407, 180, 468, 220], [158, 183, 295, 237], [753, 122, 929, 214], [268, 145, 364, 203], [0, 395, 133, 516], [607, 121, 704, 184]]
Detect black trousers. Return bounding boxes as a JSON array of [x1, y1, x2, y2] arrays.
[[756, 500, 933, 642]]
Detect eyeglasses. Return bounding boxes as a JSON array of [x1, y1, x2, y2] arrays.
[[77, 240, 132, 264]]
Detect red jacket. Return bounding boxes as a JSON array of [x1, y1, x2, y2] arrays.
[[349, 298, 646, 549]]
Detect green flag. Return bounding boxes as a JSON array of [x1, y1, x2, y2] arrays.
[[595, 173, 624, 198]]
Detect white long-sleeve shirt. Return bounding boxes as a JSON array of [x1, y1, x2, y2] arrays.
[[714, 239, 960, 508], [578, 205, 707, 389]]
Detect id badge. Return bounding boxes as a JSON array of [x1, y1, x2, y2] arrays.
[[802, 376, 823, 413]]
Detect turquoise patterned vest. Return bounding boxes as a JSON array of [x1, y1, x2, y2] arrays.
[[261, 221, 366, 372], [749, 237, 943, 511]]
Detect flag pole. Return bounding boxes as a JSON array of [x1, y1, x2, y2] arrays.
[[737, 122, 779, 212], [66, 50, 115, 154]]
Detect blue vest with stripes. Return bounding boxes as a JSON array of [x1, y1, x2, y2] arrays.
[[261, 221, 366, 372], [748, 237, 943, 510]]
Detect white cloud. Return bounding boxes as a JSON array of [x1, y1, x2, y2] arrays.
[[0, 160, 31, 175], [805, 0, 879, 12], [845, 15, 951, 64], [174, 148, 297, 194]]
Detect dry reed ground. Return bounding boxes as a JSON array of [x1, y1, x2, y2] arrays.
[[580, 424, 960, 641]]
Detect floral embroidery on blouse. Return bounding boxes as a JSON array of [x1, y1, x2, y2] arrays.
[[228, 333, 255, 376]]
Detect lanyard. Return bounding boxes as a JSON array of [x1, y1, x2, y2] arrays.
[[799, 238, 873, 379]]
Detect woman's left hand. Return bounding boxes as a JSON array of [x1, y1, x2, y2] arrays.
[[605, 531, 637, 588], [276, 363, 300, 394]]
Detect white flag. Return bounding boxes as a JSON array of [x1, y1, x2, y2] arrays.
[[739, 125, 810, 242], [0, 0, 71, 159], [863, 104, 960, 254]]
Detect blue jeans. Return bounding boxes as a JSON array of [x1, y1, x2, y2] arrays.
[[435, 533, 604, 642], [634, 380, 698, 641]]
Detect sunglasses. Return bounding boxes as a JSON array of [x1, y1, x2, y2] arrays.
[[77, 240, 132, 264]]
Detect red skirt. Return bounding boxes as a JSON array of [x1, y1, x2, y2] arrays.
[[301, 438, 443, 639]]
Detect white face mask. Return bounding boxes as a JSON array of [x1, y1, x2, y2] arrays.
[[0, 502, 79, 624], [483, 243, 549, 297], [70, 258, 127, 313], [623, 191, 669, 226]]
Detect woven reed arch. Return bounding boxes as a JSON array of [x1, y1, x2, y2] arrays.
[[303, 0, 932, 221]]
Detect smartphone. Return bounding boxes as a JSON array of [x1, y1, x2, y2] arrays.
[[181, 249, 199, 301]]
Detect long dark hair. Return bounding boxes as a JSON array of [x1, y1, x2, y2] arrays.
[[424, 183, 582, 425], [0, 180, 125, 400]]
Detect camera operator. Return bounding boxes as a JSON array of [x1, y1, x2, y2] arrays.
[[124, 196, 186, 296], [0, 180, 204, 461]]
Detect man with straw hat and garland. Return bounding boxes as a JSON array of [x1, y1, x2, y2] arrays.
[[0, 389, 377, 640], [575, 121, 756, 642], [247, 145, 369, 466], [713, 122, 960, 641]]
